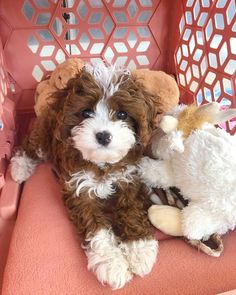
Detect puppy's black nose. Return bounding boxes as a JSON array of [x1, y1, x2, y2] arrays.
[[96, 131, 112, 146]]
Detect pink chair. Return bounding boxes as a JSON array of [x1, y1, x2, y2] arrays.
[[0, 0, 236, 293]]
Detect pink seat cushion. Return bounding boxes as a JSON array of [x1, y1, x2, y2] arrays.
[[2, 163, 236, 294]]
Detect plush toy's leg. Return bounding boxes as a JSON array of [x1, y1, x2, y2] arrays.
[[182, 203, 225, 240], [64, 191, 133, 290], [139, 157, 174, 189], [148, 205, 183, 236], [115, 182, 158, 277]]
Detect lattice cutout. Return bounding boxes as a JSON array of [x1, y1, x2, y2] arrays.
[[103, 26, 159, 68], [0, 0, 162, 86], [49, 1, 115, 58], [175, 0, 236, 133], [27, 30, 66, 84], [105, 0, 158, 24], [1, 0, 235, 134], [22, 0, 57, 24]]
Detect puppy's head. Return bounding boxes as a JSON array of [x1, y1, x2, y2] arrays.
[[56, 63, 160, 165]]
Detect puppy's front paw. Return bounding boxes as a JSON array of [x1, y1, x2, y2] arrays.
[[120, 239, 158, 277], [10, 151, 38, 184], [86, 229, 133, 289]]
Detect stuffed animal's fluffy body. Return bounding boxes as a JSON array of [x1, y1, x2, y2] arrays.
[[140, 103, 236, 241]]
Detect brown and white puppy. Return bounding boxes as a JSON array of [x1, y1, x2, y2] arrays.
[[11, 63, 161, 289]]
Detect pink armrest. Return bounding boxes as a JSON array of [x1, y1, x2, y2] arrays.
[[0, 167, 21, 219]]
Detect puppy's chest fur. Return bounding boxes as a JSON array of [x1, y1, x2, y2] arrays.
[[67, 164, 138, 199]]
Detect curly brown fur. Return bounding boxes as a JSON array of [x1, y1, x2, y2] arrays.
[[114, 180, 153, 241], [64, 191, 111, 240]]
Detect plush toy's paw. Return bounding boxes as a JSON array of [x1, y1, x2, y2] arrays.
[[86, 229, 133, 290], [120, 239, 158, 277], [148, 205, 183, 236], [10, 151, 38, 184], [139, 157, 173, 189], [182, 205, 218, 240]]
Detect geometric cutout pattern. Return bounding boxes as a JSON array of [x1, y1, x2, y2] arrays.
[[175, 0, 236, 134], [103, 26, 159, 68], [0, 0, 235, 137], [0, 0, 162, 87]]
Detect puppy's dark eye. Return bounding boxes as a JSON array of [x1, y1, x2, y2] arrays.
[[116, 111, 127, 120], [82, 109, 94, 118]]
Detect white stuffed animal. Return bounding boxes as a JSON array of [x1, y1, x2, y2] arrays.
[[139, 102, 236, 241]]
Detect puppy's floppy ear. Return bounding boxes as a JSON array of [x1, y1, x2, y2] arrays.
[[50, 81, 75, 141], [139, 90, 169, 147], [53, 110, 71, 141], [133, 86, 162, 146]]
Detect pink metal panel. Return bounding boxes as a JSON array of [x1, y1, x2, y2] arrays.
[[104, 0, 160, 25], [102, 25, 160, 69], [0, 39, 8, 112], [0, 0, 58, 29], [174, 0, 236, 133], [0, 39, 16, 164], [0, 16, 12, 48], [49, 1, 115, 58], [0, 0, 235, 132], [175, 0, 236, 103], [4, 29, 64, 89], [0, 0, 178, 111]]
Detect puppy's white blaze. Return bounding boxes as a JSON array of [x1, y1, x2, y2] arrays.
[[71, 116, 136, 164], [120, 239, 158, 277], [85, 63, 130, 99], [95, 99, 110, 121], [85, 229, 133, 289], [67, 165, 137, 199], [11, 151, 39, 184]]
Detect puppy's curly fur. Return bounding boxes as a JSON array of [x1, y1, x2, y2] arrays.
[[11, 65, 162, 289]]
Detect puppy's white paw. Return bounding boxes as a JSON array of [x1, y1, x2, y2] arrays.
[[120, 239, 158, 277], [86, 229, 133, 289], [11, 151, 38, 184]]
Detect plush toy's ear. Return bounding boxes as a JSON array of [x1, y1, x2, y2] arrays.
[[132, 69, 180, 119], [214, 108, 236, 124], [196, 102, 236, 124], [195, 101, 221, 116]]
